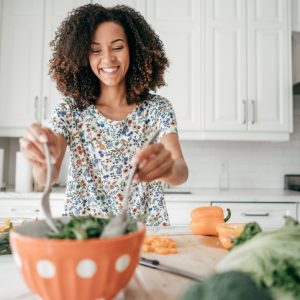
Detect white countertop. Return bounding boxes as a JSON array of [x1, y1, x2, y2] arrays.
[[1, 187, 300, 202]]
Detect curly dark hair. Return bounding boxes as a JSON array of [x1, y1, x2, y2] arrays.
[[49, 3, 169, 109]]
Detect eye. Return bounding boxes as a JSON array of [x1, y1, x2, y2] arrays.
[[112, 46, 124, 51], [90, 48, 102, 54]]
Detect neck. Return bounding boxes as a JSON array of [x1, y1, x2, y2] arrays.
[[97, 83, 127, 107]]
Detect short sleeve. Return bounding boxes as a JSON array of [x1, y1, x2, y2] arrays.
[[48, 98, 75, 145], [150, 96, 178, 140]]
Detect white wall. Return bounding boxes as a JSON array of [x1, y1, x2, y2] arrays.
[[1, 97, 300, 189]]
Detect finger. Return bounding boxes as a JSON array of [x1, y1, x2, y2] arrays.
[[42, 128, 60, 161], [134, 144, 163, 164], [19, 138, 46, 165], [137, 151, 172, 178], [27, 125, 58, 162], [28, 158, 46, 170], [137, 159, 174, 182], [26, 124, 49, 154]]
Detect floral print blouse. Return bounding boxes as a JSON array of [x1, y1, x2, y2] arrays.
[[49, 94, 178, 226]]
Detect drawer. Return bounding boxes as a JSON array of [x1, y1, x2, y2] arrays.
[[212, 202, 297, 230], [166, 201, 210, 225], [0, 200, 65, 219]]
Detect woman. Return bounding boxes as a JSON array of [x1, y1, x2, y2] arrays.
[[20, 4, 188, 226]]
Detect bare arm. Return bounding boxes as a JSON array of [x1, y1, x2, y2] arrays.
[[158, 133, 188, 185]]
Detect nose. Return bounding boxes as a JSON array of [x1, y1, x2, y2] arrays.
[[102, 49, 115, 63]]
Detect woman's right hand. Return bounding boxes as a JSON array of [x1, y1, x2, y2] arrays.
[[19, 123, 61, 170]]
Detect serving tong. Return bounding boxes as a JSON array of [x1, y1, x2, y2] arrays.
[[101, 129, 160, 238], [41, 143, 59, 234]]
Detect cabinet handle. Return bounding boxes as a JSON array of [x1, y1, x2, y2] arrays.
[[10, 208, 40, 213], [34, 96, 39, 122], [242, 100, 247, 124], [241, 212, 269, 217], [251, 100, 255, 124], [43, 96, 48, 119]]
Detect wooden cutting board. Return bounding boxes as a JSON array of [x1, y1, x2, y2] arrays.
[[124, 229, 228, 300]]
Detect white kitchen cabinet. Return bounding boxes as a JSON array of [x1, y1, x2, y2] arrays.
[[93, 0, 145, 12], [146, 0, 202, 133], [212, 202, 297, 230], [0, 0, 44, 137], [0, 0, 88, 137], [0, 0, 293, 141], [292, 0, 300, 31], [0, 199, 65, 219], [41, 0, 89, 127], [203, 0, 292, 141], [165, 195, 209, 226]]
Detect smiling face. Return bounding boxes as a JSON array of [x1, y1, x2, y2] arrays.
[[89, 21, 130, 89]]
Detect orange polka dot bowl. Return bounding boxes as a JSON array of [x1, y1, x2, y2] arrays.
[[9, 218, 145, 300]]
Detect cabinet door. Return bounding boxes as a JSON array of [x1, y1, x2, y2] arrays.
[[146, 0, 202, 132], [247, 0, 291, 132], [212, 202, 297, 230], [204, 0, 247, 131], [0, 199, 65, 219], [292, 0, 300, 31], [0, 0, 44, 136], [166, 199, 210, 225], [93, 0, 145, 13], [42, 0, 89, 124]]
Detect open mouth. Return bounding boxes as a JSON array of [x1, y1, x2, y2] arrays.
[[100, 66, 119, 74]]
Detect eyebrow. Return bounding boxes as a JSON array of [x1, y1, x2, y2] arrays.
[[91, 38, 125, 45]]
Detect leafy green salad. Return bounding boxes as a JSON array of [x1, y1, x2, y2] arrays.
[[48, 215, 141, 239]]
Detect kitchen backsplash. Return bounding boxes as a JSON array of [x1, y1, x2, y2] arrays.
[[1, 97, 300, 190]]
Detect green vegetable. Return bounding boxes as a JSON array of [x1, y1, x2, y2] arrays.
[[0, 222, 13, 255], [48, 215, 139, 239], [0, 231, 11, 255], [231, 222, 262, 249], [216, 216, 300, 300], [178, 271, 272, 300]]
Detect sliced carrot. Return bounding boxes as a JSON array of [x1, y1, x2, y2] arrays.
[[143, 235, 177, 255]]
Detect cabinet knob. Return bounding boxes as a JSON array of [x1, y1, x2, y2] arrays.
[[10, 207, 40, 213], [43, 96, 48, 120], [241, 212, 269, 217], [242, 100, 247, 124], [251, 100, 255, 124], [34, 96, 39, 122]]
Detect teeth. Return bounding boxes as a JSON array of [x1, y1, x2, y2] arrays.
[[101, 67, 118, 73]]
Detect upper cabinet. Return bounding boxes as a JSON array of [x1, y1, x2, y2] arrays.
[[292, 0, 300, 31], [0, 0, 45, 136], [146, 0, 202, 132], [0, 0, 293, 141], [42, 0, 89, 127], [0, 0, 89, 137], [203, 0, 292, 141]]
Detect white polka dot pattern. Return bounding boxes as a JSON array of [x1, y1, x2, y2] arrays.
[[115, 254, 130, 273], [13, 252, 22, 269], [36, 260, 56, 278], [76, 259, 97, 278]]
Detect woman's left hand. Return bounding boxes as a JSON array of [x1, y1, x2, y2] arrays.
[[133, 143, 174, 182]]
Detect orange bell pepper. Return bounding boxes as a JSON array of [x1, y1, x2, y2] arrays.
[[189, 206, 231, 236]]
